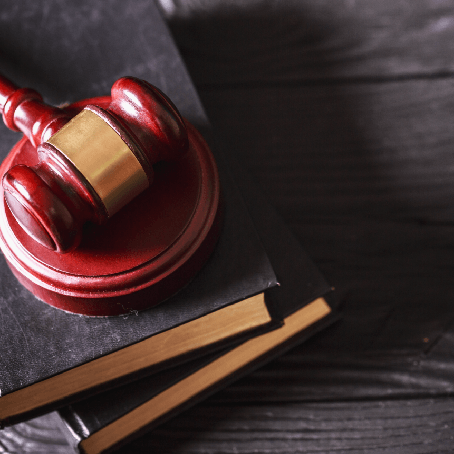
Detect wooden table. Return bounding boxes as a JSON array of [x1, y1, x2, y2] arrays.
[[2, 1, 454, 452]]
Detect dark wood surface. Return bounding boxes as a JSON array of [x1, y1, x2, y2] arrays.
[[3, 0, 454, 452]]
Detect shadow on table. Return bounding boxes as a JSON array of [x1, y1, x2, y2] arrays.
[[162, 0, 454, 401]]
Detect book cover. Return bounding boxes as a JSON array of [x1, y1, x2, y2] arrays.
[[0, 0, 280, 426]]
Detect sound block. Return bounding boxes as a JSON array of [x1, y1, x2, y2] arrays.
[[0, 97, 221, 316]]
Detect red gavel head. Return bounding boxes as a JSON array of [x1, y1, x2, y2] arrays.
[[1, 77, 189, 253]]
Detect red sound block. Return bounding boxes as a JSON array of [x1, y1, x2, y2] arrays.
[[0, 96, 221, 316]]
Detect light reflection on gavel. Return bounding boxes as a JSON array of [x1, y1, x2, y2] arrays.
[[0, 75, 188, 252]]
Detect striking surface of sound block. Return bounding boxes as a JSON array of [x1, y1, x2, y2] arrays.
[[0, 95, 221, 316]]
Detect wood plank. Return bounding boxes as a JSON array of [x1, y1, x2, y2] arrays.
[[191, 78, 454, 400], [118, 397, 454, 453], [162, 0, 454, 84], [198, 79, 454, 223]]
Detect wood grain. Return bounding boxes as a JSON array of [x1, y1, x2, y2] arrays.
[[198, 80, 454, 223], [164, 0, 454, 84], [193, 78, 454, 395], [119, 397, 454, 453]]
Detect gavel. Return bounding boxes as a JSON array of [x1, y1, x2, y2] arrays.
[[0, 75, 189, 252]]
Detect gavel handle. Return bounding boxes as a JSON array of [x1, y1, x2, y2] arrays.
[[0, 74, 19, 111], [0, 73, 70, 146]]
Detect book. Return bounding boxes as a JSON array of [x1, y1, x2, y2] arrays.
[[0, 2, 281, 427], [57, 149, 336, 454]]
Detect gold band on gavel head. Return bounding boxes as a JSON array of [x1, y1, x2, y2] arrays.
[[46, 109, 149, 217]]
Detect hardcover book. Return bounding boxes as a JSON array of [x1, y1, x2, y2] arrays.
[[0, 0, 281, 427]]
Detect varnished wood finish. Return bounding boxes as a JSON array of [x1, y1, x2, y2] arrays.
[[0, 74, 70, 146], [0, 77, 189, 252]]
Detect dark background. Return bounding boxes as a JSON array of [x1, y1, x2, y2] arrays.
[[2, 0, 454, 452]]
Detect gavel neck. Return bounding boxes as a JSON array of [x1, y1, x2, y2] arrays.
[[0, 81, 71, 147], [0, 74, 18, 109]]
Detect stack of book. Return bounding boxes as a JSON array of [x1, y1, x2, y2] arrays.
[[0, 1, 337, 453]]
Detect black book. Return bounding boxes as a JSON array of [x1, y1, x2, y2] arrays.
[[0, 0, 281, 426]]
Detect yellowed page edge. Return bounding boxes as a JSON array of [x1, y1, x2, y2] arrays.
[[0, 293, 269, 422], [81, 297, 331, 454]]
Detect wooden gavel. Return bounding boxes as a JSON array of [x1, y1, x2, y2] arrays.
[[0, 75, 189, 253]]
